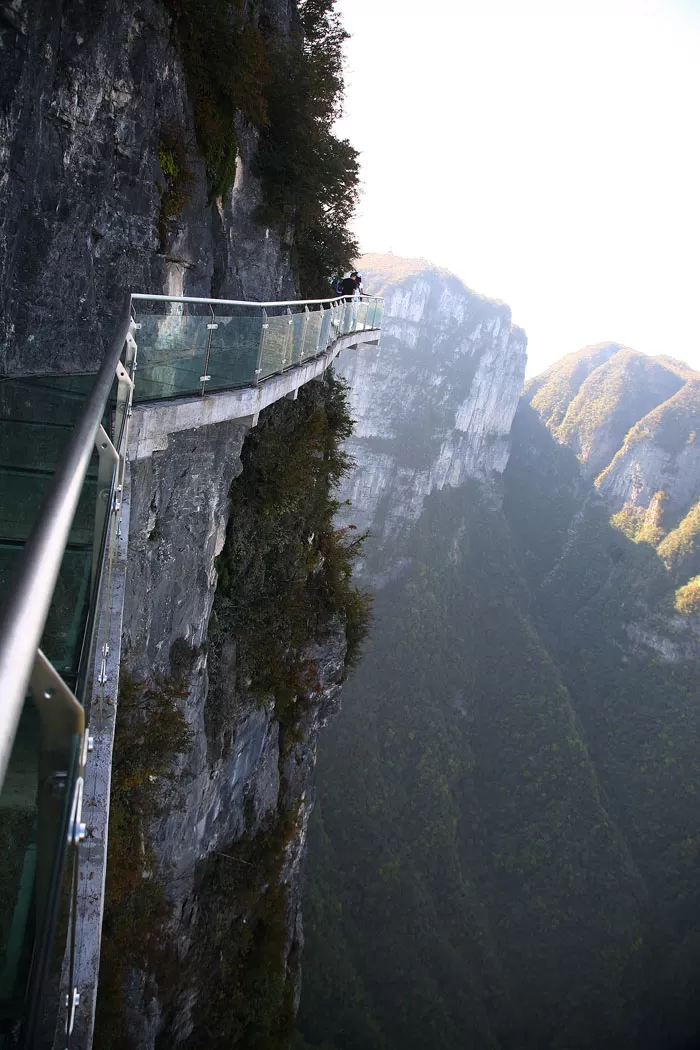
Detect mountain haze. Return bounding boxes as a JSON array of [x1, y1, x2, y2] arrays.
[[297, 256, 700, 1050]]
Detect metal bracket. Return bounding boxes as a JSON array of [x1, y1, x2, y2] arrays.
[[30, 650, 85, 749], [124, 331, 138, 369], [115, 360, 133, 390], [97, 642, 110, 686], [67, 776, 86, 846], [93, 425, 119, 583], [199, 306, 216, 396], [65, 986, 80, 1038], [114, 358, 135, 450], [30, 652, 86, 867]]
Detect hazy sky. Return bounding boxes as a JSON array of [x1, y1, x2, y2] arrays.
[[336, 0, 700, 376]]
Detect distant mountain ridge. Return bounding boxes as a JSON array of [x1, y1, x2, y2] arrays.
[[526, 343, 700, 623]]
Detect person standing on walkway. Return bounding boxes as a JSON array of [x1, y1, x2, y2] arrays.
[[340, 273, 357, 297]]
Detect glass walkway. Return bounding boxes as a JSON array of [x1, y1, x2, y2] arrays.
[[0, 292, 383, 1049]]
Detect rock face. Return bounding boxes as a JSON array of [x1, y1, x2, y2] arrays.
[[336, 253, 526, 581], [123, 419, 251, 885], [111, 376, 354, 1049], [0, 0, 295, 376], [2, 3, 352, 1047]]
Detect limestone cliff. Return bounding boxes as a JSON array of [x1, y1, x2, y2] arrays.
[[0, 0, 295, 376], [1, 3, 361, 1047], [336, 253, 526, 582]]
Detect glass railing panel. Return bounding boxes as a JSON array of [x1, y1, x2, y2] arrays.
[[206, 310, 262, 391], [371, 301, 383, 330], [354, 300, 370, 332], [302, 308, 323, 360], [0, 695, 81, 1047], [289, 310, 307, 367], [342, 299, 356, 334], [329, 302, 344, 343], [0, 358, 121, 1040], [0, 469, 97, 547], [260, 310, 293, 379], [0, 375, 97, 428], [318, 306, 332, 354], [0, 699, 40, 1029], [131, 310, 212, 402]]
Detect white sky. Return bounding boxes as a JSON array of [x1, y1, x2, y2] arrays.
[[336, 0, 700, 376]]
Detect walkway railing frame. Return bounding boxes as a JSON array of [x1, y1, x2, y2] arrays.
[[0, 289, 382, 1048]]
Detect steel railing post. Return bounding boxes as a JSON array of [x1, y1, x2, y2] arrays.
[[299, 305, 310, 363], [284, 307, 293, 369], [200, 305, 216, 395], [255, 309, 268, 385]]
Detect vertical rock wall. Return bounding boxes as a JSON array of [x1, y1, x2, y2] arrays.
[[335, 257, 526, 583], [0, 0, 296, 376]]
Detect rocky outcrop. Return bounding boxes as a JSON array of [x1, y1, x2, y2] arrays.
[[122, 419, 251, 884], [596, 377, 700, 519], [336, 254, 526, 582], [0, 0, 295, 376], [112, 374, 355, 1049]]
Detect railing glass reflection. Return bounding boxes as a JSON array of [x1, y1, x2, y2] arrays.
[[130, 296, 382, 402]]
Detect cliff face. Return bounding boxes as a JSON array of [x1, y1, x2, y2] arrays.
[[98, 373, 360, 1050], [299, 259, 700, 1050], [336, 254, 526, 581], [2, 3, 360, 1047], [0, 0, 295, 376]]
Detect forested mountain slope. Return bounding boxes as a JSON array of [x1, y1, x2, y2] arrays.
[[297, 258, 700, 1050]]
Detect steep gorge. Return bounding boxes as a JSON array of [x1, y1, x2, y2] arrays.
[[299, 256, 700, 1050]]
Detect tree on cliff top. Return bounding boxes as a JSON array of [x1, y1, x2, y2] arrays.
[[169, 0, 359, 296]]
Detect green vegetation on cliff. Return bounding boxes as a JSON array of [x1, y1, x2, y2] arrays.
[[99, 373, 369, 1049], [210, 370, 370, 729], [168, 0, 358, 293], [95, 670, 194, 1049], [135, 372, 370, 1050]]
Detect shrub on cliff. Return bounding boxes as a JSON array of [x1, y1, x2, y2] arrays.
[[167, 0, 359, 294], [94, 671, 194, 1048], [211, 369, 371, 730], [255, 0, 359, 294]]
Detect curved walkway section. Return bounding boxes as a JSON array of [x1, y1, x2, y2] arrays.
[[0, 292, 383, 1049]]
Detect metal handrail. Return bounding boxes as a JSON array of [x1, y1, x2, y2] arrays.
[[0, 288, 383, 1044], [130, 292, 383, 308], [0, 290, 384, 787], [0, 298, 132, 784]]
